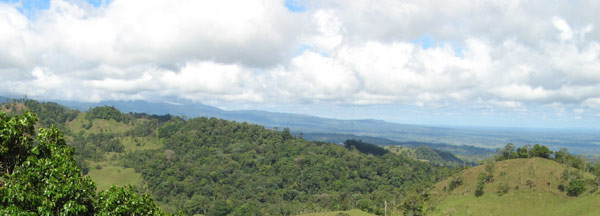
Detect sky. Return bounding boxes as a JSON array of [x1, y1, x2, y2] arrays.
[[0, 0, 599, 129]]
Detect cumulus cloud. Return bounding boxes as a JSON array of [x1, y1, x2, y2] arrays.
[[0, 0, 600, 126]]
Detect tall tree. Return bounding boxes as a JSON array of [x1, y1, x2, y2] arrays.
[[0, 111, 36, 175], [0, 111, 168, 215]]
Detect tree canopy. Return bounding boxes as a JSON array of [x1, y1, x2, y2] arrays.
[[0, 111, 168, 215]]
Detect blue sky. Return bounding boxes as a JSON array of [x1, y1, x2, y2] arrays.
[[0, 0, 599, 129], [1, 0, 50, 18], [284, 0, 306, 12]]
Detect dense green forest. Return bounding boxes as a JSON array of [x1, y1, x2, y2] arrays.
[[1, 99, 460, 215], [124, 116, 457, 215]]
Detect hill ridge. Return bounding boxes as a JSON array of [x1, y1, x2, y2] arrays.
[[428, 157, 599, 216]]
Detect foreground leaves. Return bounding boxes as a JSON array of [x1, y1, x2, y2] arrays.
[[0, 111, 167, 215]]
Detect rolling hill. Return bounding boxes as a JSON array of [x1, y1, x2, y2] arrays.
[[427, 158, 600, 216], [49, 98, 600, 155], [4, 96, 600, 156]]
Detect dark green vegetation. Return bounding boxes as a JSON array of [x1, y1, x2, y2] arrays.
[[124, 117, 456, 215], [5, 98, 599, 215], [385, 146, 466, 166], [343, 139, 389, 156], [57, 99, 600, 155], [303, 132, 491, 164], [0, 111, 168, 215], [1, 99, 459, 215]]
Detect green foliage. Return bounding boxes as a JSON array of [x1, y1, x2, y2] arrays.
[[498, 143, 553, 161], [530, 144, 552, 159], [126, 121, 157, 137], [87, 106, 130, 123], [344, 139, 389, 156], [95, 185, 164, 215], [208, 200, 230, 216], [554, 148, 569, 164], [0, 111, 36, 175], [448, 176, 463, 191], [431, 158, 600, 216], [517, 145, 531, 158], [157, 122, 182, 139], [400, 192, 424, 216], [484, 160, 495, 183], [414, 146, 462, 166], [69, 132, 125, 161], [0, 112, 167, 215], [124, 117, 454, 214], [475, 172, 486, 197], [0, 124, 96, 215], [231, 202, 260, 216], [23, 100, 79, 130], [497, 143, 518, 161], [566, 174, 586, 197], [4, 101, 460, 215]]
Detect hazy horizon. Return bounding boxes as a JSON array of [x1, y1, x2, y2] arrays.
[[1, 0, 599, 129]]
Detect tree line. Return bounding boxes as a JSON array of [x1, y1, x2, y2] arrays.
[[495, 143, 600, 197]]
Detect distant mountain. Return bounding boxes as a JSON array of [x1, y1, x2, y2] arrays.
[[4, 96, 599, 155], [56, 99, 463, 143]]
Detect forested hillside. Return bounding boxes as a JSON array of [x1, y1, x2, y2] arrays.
[[302, 132, 493, 162], [123, 114, 458, 215], [1, 99, 460, 215]]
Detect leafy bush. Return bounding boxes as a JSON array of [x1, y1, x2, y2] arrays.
[[567, 176, 586, 197], [0, 111, 168, 215]]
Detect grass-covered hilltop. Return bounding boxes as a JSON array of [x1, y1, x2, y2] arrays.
[[1, 98, 599, 216], [427, 144, 600, 216]]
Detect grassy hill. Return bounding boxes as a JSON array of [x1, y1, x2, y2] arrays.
[[428, 158, 599, 216]]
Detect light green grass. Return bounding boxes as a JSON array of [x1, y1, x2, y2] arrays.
[[430, 191, 600, 216], [66, 113, 133, 135], [429, 158, 600, 216], [86, 161, 144, 191], [298, 209, 376, 216]]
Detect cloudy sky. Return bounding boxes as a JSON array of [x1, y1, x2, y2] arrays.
[[1, 0, 599, 128]]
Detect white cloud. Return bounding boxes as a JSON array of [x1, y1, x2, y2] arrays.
[[553, 17, 574, 41], [0, 0, 599, 127]]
